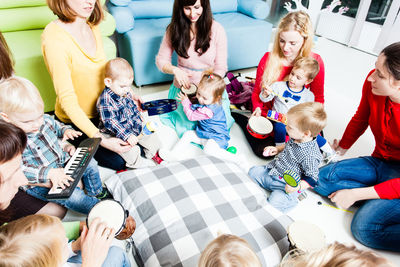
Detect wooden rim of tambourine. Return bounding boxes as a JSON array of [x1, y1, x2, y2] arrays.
[[181, 83, 197, 95], [247, 116, 273, 139], [87, 199, 129, 236], [287, 221, 326, 253], [141, 99, 178, 116]]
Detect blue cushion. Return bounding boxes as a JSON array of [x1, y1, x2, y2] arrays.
[[237, 0, 270, 19], [109, 0, 131, 6], [210, 0, 237, 13], [127, 1, 173, 19], [107, 5, 134, 33]]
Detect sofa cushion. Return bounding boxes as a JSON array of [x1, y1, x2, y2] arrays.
[[0, 6, 56, 32], [210, 0, 237, 14], [127, 1, 173, 19], [105, 156, 292, 266], [0, 0, 46, 9], [238, 0, 270, 20]]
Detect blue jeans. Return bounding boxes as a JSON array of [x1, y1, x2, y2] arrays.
[[248, 166, 300, 213], [27, 159, 102, 214], [314, 156, 400, 252], [68, 245, 131, 267]]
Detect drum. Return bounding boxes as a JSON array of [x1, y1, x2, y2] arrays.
[[287, 221, 326, 253], [87, 199, 128, 236], [247, 116, 273, 139], [181, 83, 198, 103]]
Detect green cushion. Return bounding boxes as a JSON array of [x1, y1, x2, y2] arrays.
[[0, 0, 46, 9], [62, 221, 80, 241]]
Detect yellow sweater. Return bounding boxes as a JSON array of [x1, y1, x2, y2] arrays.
[[42, 22, 106, 137]]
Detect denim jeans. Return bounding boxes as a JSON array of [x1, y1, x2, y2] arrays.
[[314, 156, 400, 252], [249, 166, 300, 213], [27, 159, 102, 214], [68, 245, 131, 267]]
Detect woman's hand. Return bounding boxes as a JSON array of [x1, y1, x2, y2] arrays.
[[173, 67, 191, 89], [329, 189, 357, 209], [80, 218, 115, 267], [252, 107, 262, 117], [331, 139, 348, 156]]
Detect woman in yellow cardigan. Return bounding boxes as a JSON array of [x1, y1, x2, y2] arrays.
[[42, 0, 130, 170]]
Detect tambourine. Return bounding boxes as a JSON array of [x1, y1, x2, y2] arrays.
[[247, 116, 273, 139], [287, 221, 326, 253], [87, 199, 128, 236], [283, 170, 301, 188], [141, 99, 178, 116]]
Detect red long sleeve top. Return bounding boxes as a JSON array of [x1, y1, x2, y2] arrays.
[[339, 70, 400, 199], [251, 52, 325, 116]]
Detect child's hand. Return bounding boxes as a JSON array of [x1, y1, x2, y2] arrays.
[[127, 135, 139, 147], [131, 93, 144, 112], [261, 85, 272, 98], [177, 91, 188, 102], [285, 183, 299, 194], [48, 168, 74, 190], [63, 143, 76, 156], [252, 107, 262, 117], [263, 146, 278, 157], [63, 129, 82, 142]]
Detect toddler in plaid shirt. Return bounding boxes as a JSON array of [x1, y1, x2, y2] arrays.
[[97, 58, 163, 168], [0, 77, 110, 215], [248, 102, 327, 213]]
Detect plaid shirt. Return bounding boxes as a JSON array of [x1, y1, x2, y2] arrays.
[[97, 87, 143, 141], [267, 138, 322, 187], [22, 114, 72, 185]]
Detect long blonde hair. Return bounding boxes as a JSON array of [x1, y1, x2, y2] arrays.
[[0, 214, 65, 267], [280, 242, 394, 267], [263, 11, 314, 87], [198, 234, 262, 267]]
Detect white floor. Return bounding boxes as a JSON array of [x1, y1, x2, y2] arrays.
[[66, 37, 400, 265]]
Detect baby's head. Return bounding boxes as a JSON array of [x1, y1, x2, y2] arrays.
[[288, 57, 319, 90], [0, 214, 68, 267], [104, 57, 134, 97], [198, 234, 261, 267], [196, 71, 225, 105], [286, 102, 327, 142], [0, 76, 45, 134]]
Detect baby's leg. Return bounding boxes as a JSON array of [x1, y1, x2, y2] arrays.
[[273, 122, 286, 146], [119, 145, 144, 168], [81, 158, 103, 197], [159, 130, 201, 161], [139, 132, 162, 159], [268, 190, 299, 213], [203, 139, 250, 172], [317, 134, 336, 157]]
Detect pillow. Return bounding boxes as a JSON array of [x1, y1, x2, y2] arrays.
[[106, 156, 292, 266]]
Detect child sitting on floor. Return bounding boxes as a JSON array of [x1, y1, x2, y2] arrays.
[[159, 71, 247, 169], [260, 57, 334, 159], [97, 57, 163, 168], [198, 234, 261, 267], [248, 102, 327, 213], [0, 77, 110, 215]]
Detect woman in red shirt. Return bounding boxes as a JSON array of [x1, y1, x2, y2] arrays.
[[232, 11, 325, 157], [315, 42, 400, 252]]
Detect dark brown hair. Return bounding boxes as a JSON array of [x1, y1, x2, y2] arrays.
[[167, 0, 213, 58], [0, 120, 27, 164], [0, 32, 14, 80], [381, 42, 400, 81], [46, 0, 104, 25]]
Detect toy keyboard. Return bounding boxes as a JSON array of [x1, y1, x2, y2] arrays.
[[46, 138, 101, 199]]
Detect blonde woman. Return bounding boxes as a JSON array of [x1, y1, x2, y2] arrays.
[[198, 234, 261, 267], [280, 242, 393, 267], [232, 11, 325, 158]]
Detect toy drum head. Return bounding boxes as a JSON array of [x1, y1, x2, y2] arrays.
[[87, 200, 127, 236], [181, 83, 197, 95], [247, 116, 273, 139], [287, 221, 326, 253]]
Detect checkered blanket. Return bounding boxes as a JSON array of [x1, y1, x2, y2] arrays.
[[106, 156, 292, 267]]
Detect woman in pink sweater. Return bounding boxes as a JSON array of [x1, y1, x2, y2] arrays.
[[315, 42, 400, 252], [156, 0, 233, 137], [232, 11, 325, 158]]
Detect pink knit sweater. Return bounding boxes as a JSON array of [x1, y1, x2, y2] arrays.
[[156, 20, 227, 87]]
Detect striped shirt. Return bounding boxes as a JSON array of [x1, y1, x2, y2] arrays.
[[22, 114, 71, 184], [267, 138, 322, 187], [97, 87, 143, 141]]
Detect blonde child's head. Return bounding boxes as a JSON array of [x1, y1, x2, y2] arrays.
[[286, 102, 327, 139], [196, 71, 225, 105], [104, 58, 134, 97], [0, 214, 68, 267], [280, 242, 394, 267], [292, 57, 320, 81], [0, 76, 45, 134], [198, 234, 262, 267]]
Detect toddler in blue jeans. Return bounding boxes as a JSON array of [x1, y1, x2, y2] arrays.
[[248, 102, 327, 213], [0, 77, 110, 214]]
